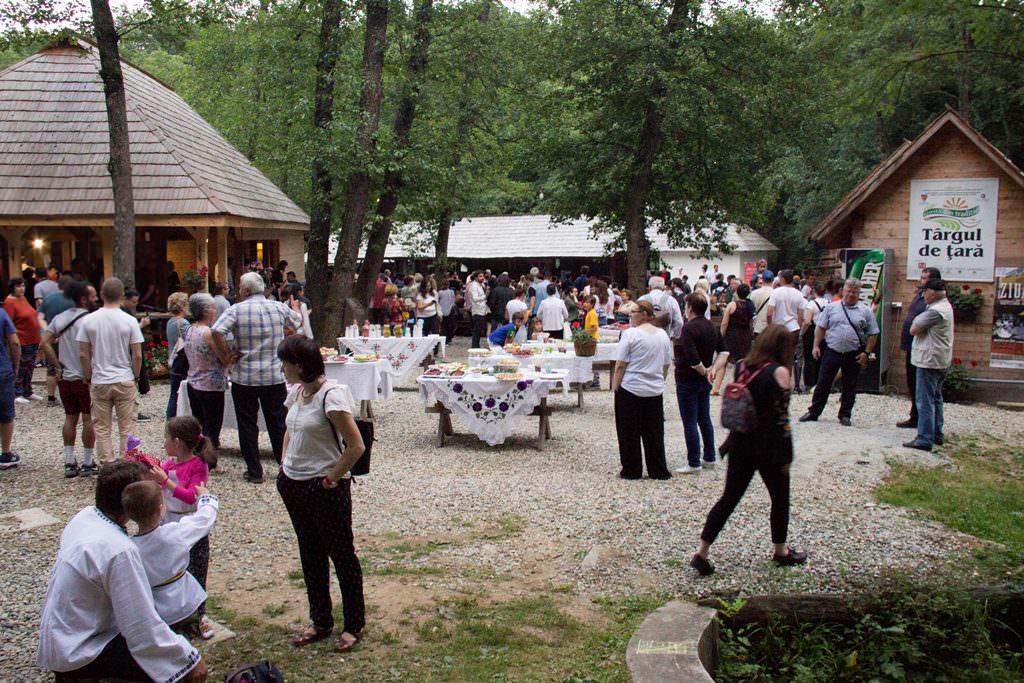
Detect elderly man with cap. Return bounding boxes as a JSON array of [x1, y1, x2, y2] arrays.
[[896, 267, 942, 428], [903, 279, 954, 452], [638, 276, 683, 339]]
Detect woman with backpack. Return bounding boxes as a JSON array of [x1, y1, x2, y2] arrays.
[[689, 324, 806, 576]]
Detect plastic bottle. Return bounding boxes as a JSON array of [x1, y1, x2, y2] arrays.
[[382, 324, 391, 337], [361, 320, 370, 337]]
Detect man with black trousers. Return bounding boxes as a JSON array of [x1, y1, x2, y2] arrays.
[[897, 267, 942, 429]]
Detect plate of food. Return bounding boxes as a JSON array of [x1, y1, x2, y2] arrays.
[[352, 354, 380, 362], [424, 367, 444, 377], [468, 348, 491, 357], [326, 355, 348, 363], [320, 346, 340, 357], [540, 370, 567, 380], [496, 358, 521, 367], [495, 372, 524, 381]]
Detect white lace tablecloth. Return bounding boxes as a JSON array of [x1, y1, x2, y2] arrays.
[[417, 373, 562, 446], [593, 342, 619, 363], [177, 381, 261, 432], [323, 359, 394, 402], [337, 335, 445, 383], [480, 352, 593, 384]]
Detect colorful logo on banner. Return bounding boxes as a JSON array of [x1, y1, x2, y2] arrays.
[[921, 197, 982, 232], [907, 178, 998, 282]]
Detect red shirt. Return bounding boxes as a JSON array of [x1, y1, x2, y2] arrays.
[[371, 280, 387, 309], [3, 295, 41, 345]]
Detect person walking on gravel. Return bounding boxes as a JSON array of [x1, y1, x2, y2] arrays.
[[690, 325, 806, 576]]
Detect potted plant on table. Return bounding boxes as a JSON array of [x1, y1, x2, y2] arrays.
[[570, 322, 597, 357], [145, 340, 169, 379], [183, 264, 208, 293], [946, 284, 984, 323]]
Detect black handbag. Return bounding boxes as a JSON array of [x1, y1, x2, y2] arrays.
[[322, 387, 374, 476], [224, 660, 284, 683]]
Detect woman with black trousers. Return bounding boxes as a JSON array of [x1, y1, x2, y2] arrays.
[[612, 301, 674, 480], [690, 324, 807, 575], [276, 336, 366, 652]]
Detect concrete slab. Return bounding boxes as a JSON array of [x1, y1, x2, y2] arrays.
[[201, 618, 236, 646], [0, 507, 61, 532], [626, 600, 717, 682]]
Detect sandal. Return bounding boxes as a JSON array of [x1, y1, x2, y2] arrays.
[[292, 624, 332, 647], [334, 631, 359, 653]]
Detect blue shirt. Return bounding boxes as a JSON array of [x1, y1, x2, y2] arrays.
[[488, 323, 518, 347], [40, 291, 73, 323], [0, 310, 15, 373], [815, 300, 880, 354], [530, 280, 551, 315]]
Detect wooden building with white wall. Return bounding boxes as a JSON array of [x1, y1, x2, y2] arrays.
[[0, 39, 308, 301]]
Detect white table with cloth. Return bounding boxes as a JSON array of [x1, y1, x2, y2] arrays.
[[417, 371, 565, 449], [177, 359, 394, 429], [337, 335, 446, 383], [480, 346, 593, 406]]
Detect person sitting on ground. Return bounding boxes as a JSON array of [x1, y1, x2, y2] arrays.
[[689, 325, 806, 577], [488, 310, 528, 348], [123, 479, 218, 635], [37, 461, 208, 682]]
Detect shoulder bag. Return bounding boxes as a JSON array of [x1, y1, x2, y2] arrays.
[[322, 387, 373, 476]]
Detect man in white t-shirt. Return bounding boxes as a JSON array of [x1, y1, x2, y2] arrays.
[[505, 287, 528, 324], [767, 269, 806, 386], [536, 283, 569, 338], [76, 278, 144, 464]]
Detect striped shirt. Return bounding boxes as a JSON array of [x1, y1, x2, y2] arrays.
[[211, 294, 300, 386]]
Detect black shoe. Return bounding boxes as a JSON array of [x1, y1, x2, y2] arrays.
[[619, 472, 642, 480], [136, 413, 152, 423], [896, 418, 917, 429], [64, 462, 80, 478], [689, 553, 715, 577], [243, 471, 265, 484], [649, 473, 673, 480], [903, 440, 932, 452], [773, 548, 807, 566], [798, 412, 817, 422], [839, 417, 852, 427], [934, 435, 944, 446], [80, 463, 98, 476]]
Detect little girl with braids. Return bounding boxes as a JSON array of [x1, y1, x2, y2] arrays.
[[149, 416, 218, 638]]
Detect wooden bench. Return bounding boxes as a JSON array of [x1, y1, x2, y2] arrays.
[[426, 397, 553, 450]]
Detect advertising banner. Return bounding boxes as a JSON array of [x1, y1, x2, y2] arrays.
[[991, 267, 1024, 369], [907, 178, 998, 282], [743, 261, 757, 286], [840, 248, 892, 392]]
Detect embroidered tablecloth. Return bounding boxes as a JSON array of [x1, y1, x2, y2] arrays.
[[337, 335, 446, 383], [481, 351, 593, 384], [417, 373, 562, 446]]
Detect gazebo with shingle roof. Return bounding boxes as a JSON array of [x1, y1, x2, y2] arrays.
[[0, 37, 309, 298]]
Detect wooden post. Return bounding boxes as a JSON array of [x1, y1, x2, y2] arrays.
[[1, 228, 25, 284], [213, 227, 228, 287], [99, 228, 114, 281], [185, 227, 210, 292]]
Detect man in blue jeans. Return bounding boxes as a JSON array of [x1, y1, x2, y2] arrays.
[[0, 307, 21, 468], [674, 294, 729, 474], [904, 280, 954, 452]]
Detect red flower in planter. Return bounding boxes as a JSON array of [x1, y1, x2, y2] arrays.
[[161, 340, 168, 346], [973, 288, 982, 295], [953, 358, 962, 365], [962, 284, 970, 291], [970, 360, 978, 367]]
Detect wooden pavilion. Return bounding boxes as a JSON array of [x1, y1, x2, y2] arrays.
[[0, 38, 308, 302]]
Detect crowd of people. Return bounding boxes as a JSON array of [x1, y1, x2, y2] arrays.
[[2, 251, 957, 680]]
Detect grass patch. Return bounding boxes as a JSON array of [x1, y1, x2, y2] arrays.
[[203, 591, 669, 682], [261, 603, 288, 618], [876, 434, 1024, 574]]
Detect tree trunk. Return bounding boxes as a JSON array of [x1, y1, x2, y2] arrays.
[[622, 0, 689, 296], [433, 206, 454, 286], [355, 0, 434, 304], [322, 0, 389, 339], [306, 0, 343, 342], [90, 0, 136, 287], [957, 21, 973, 119]]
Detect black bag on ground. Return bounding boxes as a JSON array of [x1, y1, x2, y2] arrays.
[[322, 387, 374, 476], [224, 660, 284, 683]]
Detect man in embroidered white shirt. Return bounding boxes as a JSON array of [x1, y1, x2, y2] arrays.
[[37, 461, 207, 682]]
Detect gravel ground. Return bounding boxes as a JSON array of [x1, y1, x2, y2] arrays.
[[2, 339, 1021, 679]]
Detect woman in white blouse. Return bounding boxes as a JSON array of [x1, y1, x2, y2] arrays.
[[276, 336, 366, 653], [415, 277, 440, 336], [612, 300, 674, 480]]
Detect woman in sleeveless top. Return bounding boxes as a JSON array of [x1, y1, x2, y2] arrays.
[[689, 325, 806, 576], [713, 283, 754, 395], [184, 294, 232, 451]]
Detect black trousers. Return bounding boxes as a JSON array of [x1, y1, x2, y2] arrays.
[[187, 385, 225, 450], [53, 634, 154, 682], [471, 314, 487, 348], [701, 447, 791, 545], [277, 473, 365, 634], [802, 332, 819, 388], [441, 310, 457, 342], [807, 348, 861, 420], [419, 314, 439, 336], [188, 534, 210, 616], [614, 388, 670, 479], [231, 382, 287, 478], [905, 351, 918, 423], [544, 329, 564, 340]]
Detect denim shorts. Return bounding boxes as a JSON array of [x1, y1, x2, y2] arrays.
[[0, 372, 14, 423]]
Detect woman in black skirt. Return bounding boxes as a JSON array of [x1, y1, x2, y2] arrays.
[[690, 324, 807, 575]]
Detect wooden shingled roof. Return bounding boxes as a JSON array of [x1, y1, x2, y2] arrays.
[[810, 108, 1024, 242], [0, 40, 309, 228]]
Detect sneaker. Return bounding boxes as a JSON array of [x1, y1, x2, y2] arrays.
[[839, 417, 852, 427], [934, 435, 944, 446], [0, 452, 20, 468], [64, 462, 80, 478], [773, 548, 807, 566], [674, 464, 702, 474], [903, 439, 932, 452], [14, 396, 30, 405], [47, 396, 59, 407], [243, 471, 265, 484], [136, 413, 152, 422], [80, 463, 98, 476], [27, 394, 44, 401], [797, 412, 817, 422], [689, 553, 715, 576], [896, 418, 917, 429], [702, 460, 716, 469]]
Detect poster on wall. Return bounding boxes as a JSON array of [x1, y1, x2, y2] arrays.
[[743, 261, 757, 285], [991, 267, 1024, 369], [840, 248, 892, 392], [907, 178, 998, 282]]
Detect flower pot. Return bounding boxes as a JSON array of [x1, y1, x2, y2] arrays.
[[574, 338, 597, 357], [953, 307, 978, 323], [148, 364, 169, 380]]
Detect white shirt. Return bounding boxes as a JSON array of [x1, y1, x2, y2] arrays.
[[283, 380, 356, 480], [639, 290, 684, 339], [506, 298, 527, 322], [615, 325, 673, 397], [805, 297, 828, 327], [37, 507, 199, 682], [537, 296, 569, 331], [416, 292, 438, 317], [133, 495, 218, 626], [46, 307, 89, 381], [35, 278, 59, 301], [75, 306, 144, 384], [467, 281, 489, 316], [767, 285, 806, 332], [213, 294, 231, 322]]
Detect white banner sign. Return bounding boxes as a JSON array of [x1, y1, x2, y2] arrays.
[[907, 178, 998, 282]]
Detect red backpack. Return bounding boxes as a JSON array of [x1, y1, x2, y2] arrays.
[[720, 363, 768, 433]]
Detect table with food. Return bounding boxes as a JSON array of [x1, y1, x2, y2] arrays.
[[337, 334, 446, 384], [470, 342, 594, 407], [416, 362, 565, 449]]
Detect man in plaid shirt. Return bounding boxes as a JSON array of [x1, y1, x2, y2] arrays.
[[211, 272, 301, 483]]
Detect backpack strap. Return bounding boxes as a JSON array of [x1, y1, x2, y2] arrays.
[[321, 386, 343, 454], [53, 310, 90, 339]]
